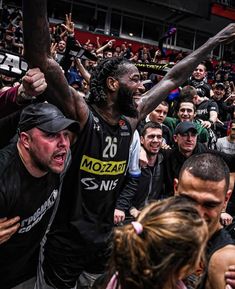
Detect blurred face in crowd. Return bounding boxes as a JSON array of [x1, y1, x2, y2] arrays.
[[81, 79, 89, 95], [115, 46, 121, 53], [116, 64, 145, 117], [143, 53, 149, 62], [57, 40, 66, 52], [149, 104, 168, 124], [87, 43, 94, 52], [177, 102, 196, 122], [229, 122, 235, 140], [224, 73, 229, 81], [192, 94, 201, 105], [213, 86, 226, 101], [175, 170, 230, 237], [88, 60, 96, 68], [20, 128, 71, 175], [1, 74, 16, 86], [192, 64, 207, 81], [105, 51, 113, 58], [141, 72, 148, 80], [141, 127, 163, 156], [113, 51, 119, 57], [215, 73, 222, 82], [173, 129, 197, 157]]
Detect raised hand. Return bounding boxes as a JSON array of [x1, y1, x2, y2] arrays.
[[61, 13, 75, 35]]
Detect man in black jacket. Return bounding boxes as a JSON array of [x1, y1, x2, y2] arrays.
[[130, 122, 165, 218], [163, 121, 207, 195]]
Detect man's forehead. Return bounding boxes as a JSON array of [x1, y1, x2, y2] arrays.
[[145, 128, 162, 135], [214, 87, 225, 91], [156, 104, 168, 111], [195, 64, 206, 71], [178, 170, 226, 197], [179, 103, 194, 109]]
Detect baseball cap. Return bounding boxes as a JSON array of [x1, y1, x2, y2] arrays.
[[215, 82, 225, 89], [174, 121, 198, 135], [18, 102, 79, 133]]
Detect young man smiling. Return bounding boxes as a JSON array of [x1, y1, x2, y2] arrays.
[[164, 99, 209, 145], [130, 122, 165, 218]]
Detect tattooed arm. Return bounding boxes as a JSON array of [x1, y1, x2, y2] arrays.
[[137, 24, 235, 121], [23, 0, 89, 130]]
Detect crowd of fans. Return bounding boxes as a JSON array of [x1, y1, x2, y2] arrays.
[[1, 3, 235, 289], [1, 5, 235, 95], [2, 6, 235, 139]]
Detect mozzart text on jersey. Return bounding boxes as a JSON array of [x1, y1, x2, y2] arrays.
[[80, 155, 127, 175]]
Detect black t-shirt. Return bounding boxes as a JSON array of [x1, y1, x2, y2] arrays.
[[188, 78, 211, 98], [196, 99, 218, 121], [0, 142, 60, 289]]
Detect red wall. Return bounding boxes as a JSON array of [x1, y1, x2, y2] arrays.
[[212, 3, 235, 21], [74, 29, 158, 53]]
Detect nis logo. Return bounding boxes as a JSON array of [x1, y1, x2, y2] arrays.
[[81, 177, 118, 191]]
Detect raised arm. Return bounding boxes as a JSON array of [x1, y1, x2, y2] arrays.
[[75, 58, 91, 84], [22, 0, 89, 129], [138, 24, 235, 120]]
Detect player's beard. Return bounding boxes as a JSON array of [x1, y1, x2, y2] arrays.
[[117, 84, 139, 118]]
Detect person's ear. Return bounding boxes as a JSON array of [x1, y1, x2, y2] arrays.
[[173, 134, 178, 143], [106, 76, 119, 92], [19, 132, 31, 150], [223, 189, 232, 210], [173, 178, 179, 195], [140, 135, 144, 145]]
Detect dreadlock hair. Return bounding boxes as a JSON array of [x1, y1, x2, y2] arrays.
[[108, 196, 208, 289], [88, 56, 132, 105]]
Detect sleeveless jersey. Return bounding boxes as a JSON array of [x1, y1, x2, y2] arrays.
[[46, 108, 133, 249]]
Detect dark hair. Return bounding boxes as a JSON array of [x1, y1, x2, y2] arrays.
[[180, 85, 197, 101], [108, 196, 208, 289], [197, 62, 207, 72], [88, 56, 132, 105], [179, 153, 230, 193], [141, 121, 162, 137], [177, 100, 196, 113]]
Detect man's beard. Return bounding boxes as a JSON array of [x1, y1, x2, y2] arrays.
[[117, 85, 139, 118], [29, 147, 51, 174]]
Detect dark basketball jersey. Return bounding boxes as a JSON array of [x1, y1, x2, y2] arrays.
[[44, 109, 133, 283]]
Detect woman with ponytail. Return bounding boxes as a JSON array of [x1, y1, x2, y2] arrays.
[[103, 196, 208, 289]]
